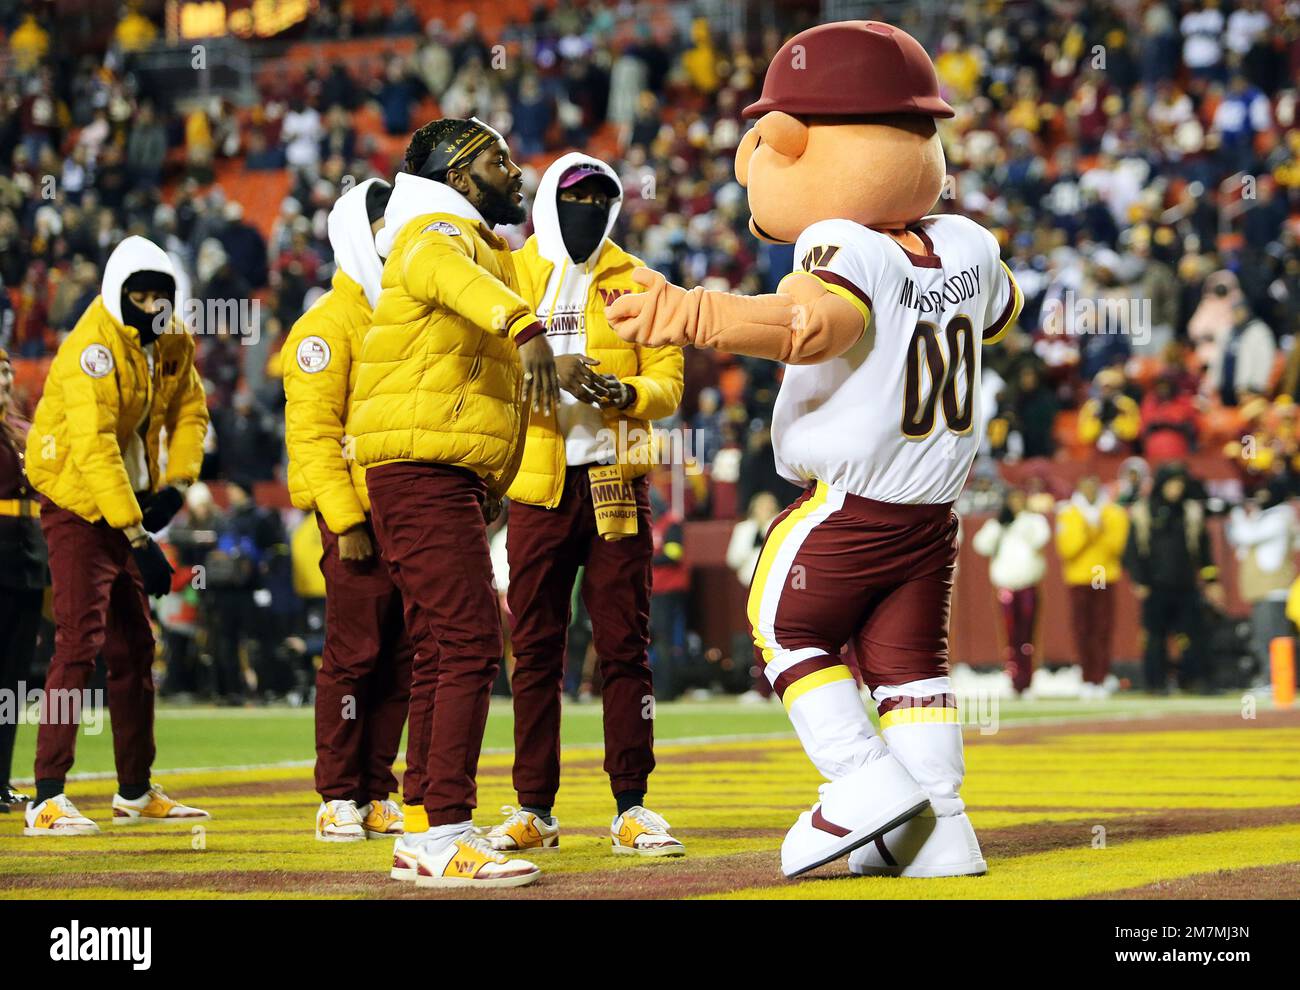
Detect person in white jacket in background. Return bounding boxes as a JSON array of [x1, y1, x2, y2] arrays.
[[973, 489, 1052, 695], [1226, 479, 1298, 687]]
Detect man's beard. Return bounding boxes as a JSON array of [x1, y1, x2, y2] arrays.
[[471, 174, 526, 226]]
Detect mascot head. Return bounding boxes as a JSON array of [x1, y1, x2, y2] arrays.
[[735, 21, 953, 244]]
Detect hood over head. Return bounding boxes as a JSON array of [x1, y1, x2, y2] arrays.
[[532, 151, 623, 266], [102, 235, 179, 335], [328, 177, 390, 308]]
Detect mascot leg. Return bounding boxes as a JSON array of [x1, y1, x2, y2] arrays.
[[848, 676, 986, 877]]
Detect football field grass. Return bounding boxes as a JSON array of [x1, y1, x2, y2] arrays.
[[2, 696, 1298, 899]]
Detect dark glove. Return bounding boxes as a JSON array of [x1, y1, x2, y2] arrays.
[[141, 486, 185, 533], [130, 537, 175, 598]]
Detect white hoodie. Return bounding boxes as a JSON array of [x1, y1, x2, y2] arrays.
[[326, 177, 388, 308], [102, 235, 179, 329], [374, 171, 487, 260], [530, 152, 624, 466]]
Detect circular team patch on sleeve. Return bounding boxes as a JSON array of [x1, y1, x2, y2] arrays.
[[79, 343, 114, 378], [296, 336, 332, 374], [422, 220, 462, 236]]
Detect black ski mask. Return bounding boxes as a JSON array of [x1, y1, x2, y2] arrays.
[[558, 199, 611, 264], [120, 270, 176, 346]]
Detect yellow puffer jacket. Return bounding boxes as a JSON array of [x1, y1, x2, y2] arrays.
[[1055, 498, 1130, 587], [282, 269, 371, 534], [27, 238, 208, 529], [349, 207, 542, 493], [508, 235, 684, 507]]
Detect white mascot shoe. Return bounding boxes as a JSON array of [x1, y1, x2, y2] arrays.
[[780, 752, 929, 878], [847, 808, 987, 877]]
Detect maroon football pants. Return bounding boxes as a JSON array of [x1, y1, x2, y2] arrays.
[[749, 483, 959, 698], [314, 514, 413, 804], [366, 462, 501, 827], [506, 468, 655, 807], [35, 500, 156, 786]]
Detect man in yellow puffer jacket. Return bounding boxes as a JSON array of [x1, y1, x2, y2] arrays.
[[282, 177, 413, 845], [483, 153, 686, 859], [1055, 474, 1130, 695], [23, 235, 210, 836], [349, 118, 557, 890]]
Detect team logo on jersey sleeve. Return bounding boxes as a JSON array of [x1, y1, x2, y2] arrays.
[[79, 344, 114, 378], [800, 245, 840, 272], [422, 220, 462, 237], [296, 336, 331, 373]]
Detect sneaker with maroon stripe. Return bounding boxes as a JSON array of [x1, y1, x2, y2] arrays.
[[111, 786, 210, 825], [610, 806, 685, 857], [23, 795, 100, 837], [414, 831, 541, 889]]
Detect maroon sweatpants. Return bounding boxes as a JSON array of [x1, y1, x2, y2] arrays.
[[506, 468, 655, 807], [1069, 583, 1116, 685], [366, 461, 500, 827], [314, 514, 413, 804], [35, 500, 156, 786], [997, 586, 1039, 693]]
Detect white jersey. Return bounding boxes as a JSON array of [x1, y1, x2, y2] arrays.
[[772, 214, 1022, 504]]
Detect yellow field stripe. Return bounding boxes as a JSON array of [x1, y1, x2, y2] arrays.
[[782, 664, 854, 710], [878, 706, 960, 730], [701, 822, 1300, 900], [747, 482, 830, 662]]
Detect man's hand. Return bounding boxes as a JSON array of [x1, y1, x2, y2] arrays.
[[597, 376, 636, 410], [519, 335, 560, 415], [337, 525, 374, 561], [605, 268, 694, 347], [141, 486, 185, 533], [483, 494, 504, 525], [555, 354, 610, 405], [129, 536, 175, 598]]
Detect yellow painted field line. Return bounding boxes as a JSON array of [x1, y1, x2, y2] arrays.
[[703, 823, 1300, 900]]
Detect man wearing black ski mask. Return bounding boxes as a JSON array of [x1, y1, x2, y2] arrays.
[[485, 154, 685, 857], [23, 235, 211, 834]]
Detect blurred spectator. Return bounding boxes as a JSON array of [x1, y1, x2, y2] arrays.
[[1226, 479, 1298, 684], [649, 486, 688, 699], [1140, 373, 1200, 463], [973, 489, 1051, 695], [1123, 463, 1223, 692], [1077, 368, 1141, 454], [994, 364, 1059, 461], [1192, 271, 1276, 405], [1055, 475, 1129, 697]]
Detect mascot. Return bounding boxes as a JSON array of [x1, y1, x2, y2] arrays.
[[608, 21, 1021, 878]]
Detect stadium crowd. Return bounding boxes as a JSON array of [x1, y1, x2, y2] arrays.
[[2, 0, 1300, 705]]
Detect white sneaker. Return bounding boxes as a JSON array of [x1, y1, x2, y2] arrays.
[[390, 833, 423, 881], [611, 806, 685, 857], [484, 806, 560, 852], [414, 830, 541, 889], [111, 785, 210, 824], [23, 795, 100, 837], [359, 799, 404, 839], [315, 799, 365, 842], [780, 753, 929, 878], [847, 809, 987, 878]]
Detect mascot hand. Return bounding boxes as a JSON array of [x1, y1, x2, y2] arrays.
[[606, 268, 699, 347]]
